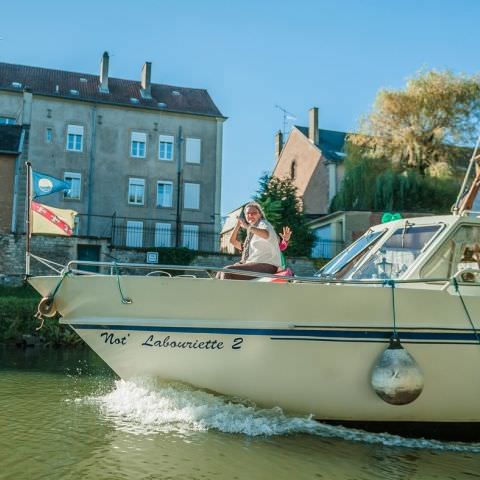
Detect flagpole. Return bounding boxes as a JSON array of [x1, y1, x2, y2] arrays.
[[25, 161, 32, 277]]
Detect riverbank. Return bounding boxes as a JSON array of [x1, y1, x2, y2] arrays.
[[0, 285, 83, 347]]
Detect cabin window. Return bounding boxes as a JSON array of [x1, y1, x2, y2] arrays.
[[315, 229, 385, 278], [351, 223, 443, 280], [421, 225, 480, 281]]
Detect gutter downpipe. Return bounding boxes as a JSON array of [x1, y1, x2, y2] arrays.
[[11, 128, 25, 233], [87, 105, 97, 235], [175, 126, 184, 247]]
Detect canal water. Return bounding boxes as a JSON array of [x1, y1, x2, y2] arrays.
[[1, 346, 479, 480]]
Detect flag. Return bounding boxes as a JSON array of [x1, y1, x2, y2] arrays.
[[31, 201, 77, 236], [32, 171, 71, 198]]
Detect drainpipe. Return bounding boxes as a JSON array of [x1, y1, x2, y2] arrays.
[[175, 126, 184, 247], [11, 128, 25, 233], [87, 105, 97, 235]]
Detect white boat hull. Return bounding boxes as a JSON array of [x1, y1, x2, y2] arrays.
[[29, 274, 480, 423]]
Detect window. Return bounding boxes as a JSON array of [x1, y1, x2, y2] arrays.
[[421, 224, 480, 281], [182, 224, 199, 250], [126, 221, 143, 247], [64, 172, 81, 200], [0, 116, 16, 125], [155, 223, 172, 247], [352, 224, 443, 280], [66, 125, 84, 152], [131, 132, 147, 158], [290, 160, 296, 180], [184, 182, 200, 209], [186, 138, 201, 164], [157, 181, 173, 207], [45, 128, 53, 144], [128, 178, 145, 205], [159, 135, 174, 161]]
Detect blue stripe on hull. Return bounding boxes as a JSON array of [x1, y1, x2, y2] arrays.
[[71, 324, 480, 344]]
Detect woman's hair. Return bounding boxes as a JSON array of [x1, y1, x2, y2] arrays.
[[243, 201, 266, 219]]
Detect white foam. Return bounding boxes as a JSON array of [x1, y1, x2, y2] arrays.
[[86, 379, 480, 453]]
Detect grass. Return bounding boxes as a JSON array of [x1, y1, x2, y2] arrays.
[[0, 285, 84, 347]]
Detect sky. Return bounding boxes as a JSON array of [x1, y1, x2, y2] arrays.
[[1, 0, 479, 215]]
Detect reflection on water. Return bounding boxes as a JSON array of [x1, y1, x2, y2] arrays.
[[0, 346, 479, 480]]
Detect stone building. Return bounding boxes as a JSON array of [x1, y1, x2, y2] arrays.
[[0, 125, 25, 233], [272, 107, 348, 216], [0, 53, 225, 253]]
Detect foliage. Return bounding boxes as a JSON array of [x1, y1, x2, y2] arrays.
[[0, 285, 83, 347], [349, 70, 480, 174], [255, 174, 314, 256], [331, 144, 461, 213]]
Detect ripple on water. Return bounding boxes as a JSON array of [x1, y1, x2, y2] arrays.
[[84, 379, 480, 453]]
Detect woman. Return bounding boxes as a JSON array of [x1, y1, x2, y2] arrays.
[[220, 202, 282, 280]]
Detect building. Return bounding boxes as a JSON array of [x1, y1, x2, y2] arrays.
[[272, 107, 348, 216], [0, 125, 25, 233], [0, 53, 225, 251]]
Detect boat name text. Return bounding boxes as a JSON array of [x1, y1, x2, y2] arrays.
[[142, 334, 225, 350], [101, 332, 129, 345]]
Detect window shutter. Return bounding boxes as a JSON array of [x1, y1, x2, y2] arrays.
[[184, 183, 200, 209], [186, 138, 201, 164]]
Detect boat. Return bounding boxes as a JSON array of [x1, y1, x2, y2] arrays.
[[26, 142, 480, 440]]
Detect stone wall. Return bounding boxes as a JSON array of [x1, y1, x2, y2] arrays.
[[0, 233, 317, 285]]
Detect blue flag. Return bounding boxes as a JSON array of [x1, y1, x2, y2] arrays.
[[32, 171, 71, 198]]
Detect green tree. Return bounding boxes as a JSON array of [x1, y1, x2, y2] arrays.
[[255, 174, 314, 257], [350, 70, 480, 175]]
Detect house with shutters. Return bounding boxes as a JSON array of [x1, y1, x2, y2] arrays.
[[0, 52, 225, 253]]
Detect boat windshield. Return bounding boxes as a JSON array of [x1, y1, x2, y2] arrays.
[[351, 223, 443, 280], [315, 229, 386, 278]]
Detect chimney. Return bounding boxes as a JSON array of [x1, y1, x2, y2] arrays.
[[275, 130, 283, 162], [140, 62, 152, 99], [308, 107, 319, 145], [99, 51, 109, 93], [22, 88, 33, 125]]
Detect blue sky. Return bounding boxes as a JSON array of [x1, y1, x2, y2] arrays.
[[1, 0, 479, 214]]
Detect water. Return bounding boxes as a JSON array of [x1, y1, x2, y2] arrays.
[[1, 347, 479, 480]]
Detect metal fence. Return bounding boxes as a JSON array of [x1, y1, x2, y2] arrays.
[[311, 239, 345, 259], [111, 223, 222, 253]]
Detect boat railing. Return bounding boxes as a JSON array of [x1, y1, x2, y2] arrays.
[[59, 258, 478, 287]]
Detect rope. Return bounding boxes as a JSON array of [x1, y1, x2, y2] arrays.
[[34, 270, 71, 329], [114, 262, 132, 304], [385, 279, 399, 343], [452, 278, 480, 346]]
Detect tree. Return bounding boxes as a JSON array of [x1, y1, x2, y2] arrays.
[[350, 70, 480, 175], [255, 174, 314, 257]]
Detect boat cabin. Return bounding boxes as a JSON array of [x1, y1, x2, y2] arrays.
[[316, 214, 480, 283]]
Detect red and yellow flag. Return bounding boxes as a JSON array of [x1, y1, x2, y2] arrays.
[[31, 201, 77, 236]]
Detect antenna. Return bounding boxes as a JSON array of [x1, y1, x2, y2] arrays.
[[275, 105, 296, 137]]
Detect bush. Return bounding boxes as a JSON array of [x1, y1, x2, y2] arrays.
[[0, 285, 84, 347]]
